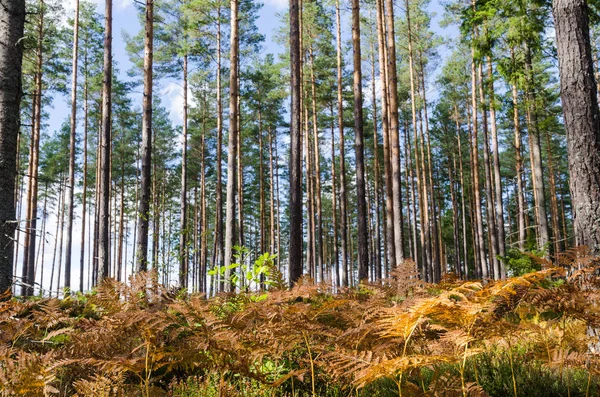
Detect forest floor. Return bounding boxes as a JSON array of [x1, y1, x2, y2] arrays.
[[2, 248, 600, 396]]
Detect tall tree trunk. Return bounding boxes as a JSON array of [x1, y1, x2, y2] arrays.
[[117, 163, 125, 282], [386, 0, 405, 267], [212, 2, 224, 283], [406, 0, 428, 280], [545, 130, 563, 255], [524, 46, 550, 252], [236, 86, 244, 251], [470, 39, 488, 279], [79, 54, 89, 292], [309, 46, 324, 282], [224, 0, 239, 291], [179, 54, 188, 289], [136, 0, 153, 272], [335, 0, 349, 286], [0, 0, 24, 296], [371, 40, 382, 281], [49, 180, 64, 297], [200, 106, 207, 292], [37, 186, 47, 296], [56, 175, 67, 296], [487, 57, 506, 276], [259, 105, 265, 255], [23, 0, 44, 296], [65, 0, 79, 294], [269, 128, 276, 256], [288, 0, 303, 286], [478, 62, 499, 279], [98, 0, 113, 281], [329, 108, 340, 286], [454, 108, 470, 278], [351, 0, 369, 282], [448, 153, 461, 276], [553, 0, 600, 254], [419, 52, 440, 282], [375, 0, 395, 271], [511, 70, 526, 251]]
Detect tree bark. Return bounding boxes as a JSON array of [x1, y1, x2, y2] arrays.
[[98, 0, 113, 281], [386, 0, 405, 267], [288, 0, 303, 286], [334, 0, 348, 286], [553, 0, 600, 254], [351, 0, 369, 282], [0, 0, 25, 296], [136, 0, 153, 272], [224, 0, 239, 290], [179, 54, 188, 289], [65, 0, 80, 294]]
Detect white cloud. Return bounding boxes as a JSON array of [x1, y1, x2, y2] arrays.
[[161, 81, 197, 127]]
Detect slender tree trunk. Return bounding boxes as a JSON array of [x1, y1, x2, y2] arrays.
[[224, 0, 239, 291], [335, 0, 349, 286], [37, 186, 47, 296], [386, 0, 405, 267], [524, 45, 550, 252], [212, 2, 224, 284], [309, 46, 324, 282], [329, 107, 340, 286], [419, 52, 440, 281], [553, 0, 600, 254], [454, 108, 470, 278], [56, 175, 67, 296], [478, 62, 499, 279], [98, 0, 113, 281], [79, 56, 89, 292], [470, 40, 488, 279], [351, 0, 369, 282], [236, 86, 244, 251], [269, 129, 276, 256], [487, 57, 506, 276], [49, 181, 64, 297], [288, 0, 303, 285], [65, 0, 79, 294], [136, 0, 153, 272], [117, 161, 125, 282], [511, 70, 527, 251], [259, 106, 265, 255], [375, 0, 395, 272], [371, 41, 382, 281], [448, 154, 461, 276], [545, 130, 563, 255], [23, 1, 44, 296], [179, 54, 188, 289], [200, 108, 207, 293]]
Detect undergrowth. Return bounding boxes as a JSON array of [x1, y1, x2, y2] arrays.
[[1, 247, 600, 396]]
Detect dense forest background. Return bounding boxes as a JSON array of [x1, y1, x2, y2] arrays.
[[7, 0, 598, 297]]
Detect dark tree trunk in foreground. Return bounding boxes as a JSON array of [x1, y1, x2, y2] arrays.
[[98, 0, 113, 281], [137, 0, 153, 272], [288, 0, 303, 286], [351, 0, 369, 282], [0, 0, 25, 297], [553, 0, 600, 254]]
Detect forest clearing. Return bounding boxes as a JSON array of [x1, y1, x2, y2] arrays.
[[2, 0, 600, 395]]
